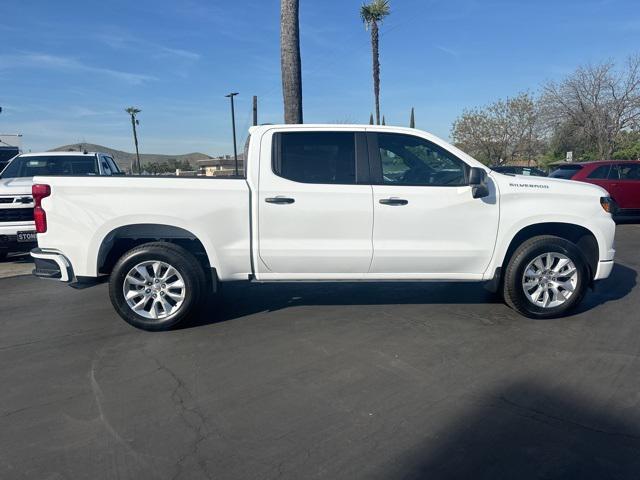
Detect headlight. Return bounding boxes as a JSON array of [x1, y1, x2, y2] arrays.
[[600, 197, 617, 214]]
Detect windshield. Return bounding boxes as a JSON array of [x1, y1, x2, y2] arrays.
[[549, 165, 582, 179], [1, 155, 99, 179]]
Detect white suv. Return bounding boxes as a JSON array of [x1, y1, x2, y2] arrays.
[[0, 151, 122, 261]]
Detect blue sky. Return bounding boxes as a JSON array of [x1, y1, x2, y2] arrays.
[[1, 0, 638, 155]]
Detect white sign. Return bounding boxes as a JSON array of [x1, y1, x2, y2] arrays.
[[566, 151, 573, 163]]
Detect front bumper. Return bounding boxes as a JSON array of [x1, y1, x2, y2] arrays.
[[594, 259, 614, 280], [31, 248, 75, 282]]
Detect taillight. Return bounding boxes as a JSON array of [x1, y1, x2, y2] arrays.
[[32, 184, 51, 233]]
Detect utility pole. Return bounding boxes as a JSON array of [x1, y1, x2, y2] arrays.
[[225, 93, 239, 176], [252, 96, 258, 126], [125, 107, 142, 175]]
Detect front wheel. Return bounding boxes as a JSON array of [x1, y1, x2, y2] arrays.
[[503, 235, 590, 319], [109, 242, 206, 331]]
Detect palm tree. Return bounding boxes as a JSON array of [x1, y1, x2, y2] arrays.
[[281, 0, 303, 124], [125, 107, 142, 174], [361, 0, 390, 126]]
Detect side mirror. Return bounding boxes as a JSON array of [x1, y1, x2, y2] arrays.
[[469, 167, 489, 199]]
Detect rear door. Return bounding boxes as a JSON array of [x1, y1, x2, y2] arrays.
[[368, 131, 499, 277], [257, 129, 373, 277]]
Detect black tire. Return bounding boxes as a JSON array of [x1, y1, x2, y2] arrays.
[[502, 235, 589, 319], [109, 242, 206, 331]]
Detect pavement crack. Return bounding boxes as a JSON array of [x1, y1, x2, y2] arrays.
[[498, 396, 640, 443], [140, 348, 216, 480], [89, 350, 152, 464]]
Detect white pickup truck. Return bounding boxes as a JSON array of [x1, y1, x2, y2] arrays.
[[31, 125, 616, 330], [0, 151, 122, 260]]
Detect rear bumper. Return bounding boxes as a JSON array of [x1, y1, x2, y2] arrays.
[[0, 234, 37, 253], [31, 248, 75, 282]]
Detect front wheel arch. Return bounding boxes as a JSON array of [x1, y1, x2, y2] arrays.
[[500, 223, 599, 282]]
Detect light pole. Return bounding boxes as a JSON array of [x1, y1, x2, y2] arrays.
[[225, 92, 239, 176], [125, 107, 142, 175]]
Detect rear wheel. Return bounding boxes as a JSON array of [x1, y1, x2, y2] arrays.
[[503, 235, 589, 319], [109, 242, 206, 331]]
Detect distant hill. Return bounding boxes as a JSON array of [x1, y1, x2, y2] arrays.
[[50, 143, 212, 171]]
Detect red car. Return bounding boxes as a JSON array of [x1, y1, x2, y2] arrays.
[[549, 160, 640, 218]]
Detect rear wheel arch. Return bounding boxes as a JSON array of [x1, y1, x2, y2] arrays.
[[500, 223, 599, 281], [96, 224, 216, 285]]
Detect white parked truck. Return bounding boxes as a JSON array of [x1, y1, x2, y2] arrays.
[[30, 125, 616, 330], [0, 151, 122, 260]]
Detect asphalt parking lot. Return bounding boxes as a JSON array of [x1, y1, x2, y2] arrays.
[[1, 225, 639, 480]]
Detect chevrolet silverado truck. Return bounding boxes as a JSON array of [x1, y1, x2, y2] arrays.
[[30, 125, 616, 330], [0, 151, 122, 260]]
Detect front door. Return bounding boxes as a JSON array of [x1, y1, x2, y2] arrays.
[[610, 163, 640, 209], [257, 130, 373, 277], [368, 131, 499, 277]]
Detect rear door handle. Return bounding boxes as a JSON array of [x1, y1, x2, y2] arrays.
[[265, 196, 295, 205], [379, 197, 408, 206]]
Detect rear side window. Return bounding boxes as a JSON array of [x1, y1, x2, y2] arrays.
[[100, 156, 113, 175], [587, 165, 611, 179], [0, 155, 99, 178], [549, 165, 582, 179], [273, 132, 356, 184]]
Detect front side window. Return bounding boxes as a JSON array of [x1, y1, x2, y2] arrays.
[[587, 165, 611, 179], [105, 156, 120, 174], [377, 133, 467, 186], [273, 132, 356, 184]]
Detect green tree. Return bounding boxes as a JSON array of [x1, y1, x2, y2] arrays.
[[125, 107, 142, 174], [361, 0, 390, 126]]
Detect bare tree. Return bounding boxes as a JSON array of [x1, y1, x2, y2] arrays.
[[281, 0, 303, 124], [541, 55, 640, 159], [451, 93, 544, 165]]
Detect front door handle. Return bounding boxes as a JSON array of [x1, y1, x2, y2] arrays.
[[379, 197, 408, 206], [265, 196, 295, 205]]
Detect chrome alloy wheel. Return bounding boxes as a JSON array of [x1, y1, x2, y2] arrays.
[[123, 261, 186, 320], [521, 252, 578, 309]]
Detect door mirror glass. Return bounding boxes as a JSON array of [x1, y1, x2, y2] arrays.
[[469, 167, 489, 198]]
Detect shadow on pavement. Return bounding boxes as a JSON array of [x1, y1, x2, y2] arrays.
[[186, 262, 636, 328], [576, 263, 637, 313], [187, 281, 500, 328], [392, 380, 640, 480]]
